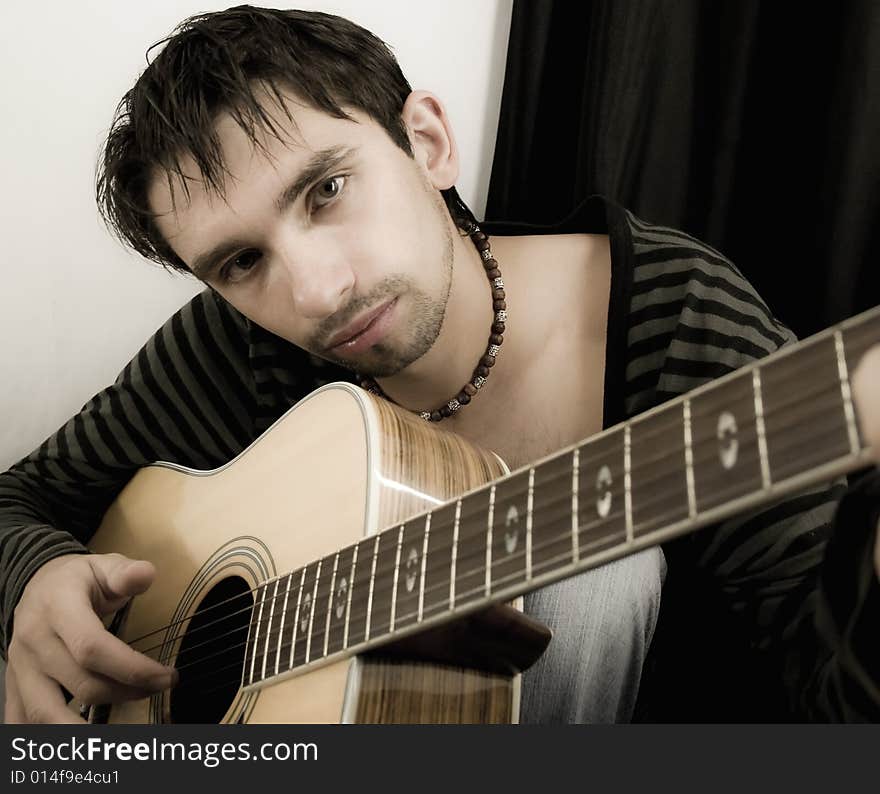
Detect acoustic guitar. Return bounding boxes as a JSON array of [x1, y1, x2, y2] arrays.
[[80, 305, 879, 723]]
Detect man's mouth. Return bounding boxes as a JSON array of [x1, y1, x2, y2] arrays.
[[325, 297, 398, 354]]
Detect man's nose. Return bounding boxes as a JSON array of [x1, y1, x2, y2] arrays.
[[278, 236, 355, 319]]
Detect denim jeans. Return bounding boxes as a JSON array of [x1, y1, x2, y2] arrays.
[[519, 546, 666, 723]]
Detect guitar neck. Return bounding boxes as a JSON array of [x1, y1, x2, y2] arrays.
[[243, 304, 880, 689]]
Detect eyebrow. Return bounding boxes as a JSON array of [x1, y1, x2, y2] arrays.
[[189, 145, 358, 280]]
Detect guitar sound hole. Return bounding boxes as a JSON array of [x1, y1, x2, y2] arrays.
[[169, 576, 253, 723]]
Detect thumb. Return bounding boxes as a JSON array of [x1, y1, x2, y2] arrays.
[[87, 553, 156, 613]]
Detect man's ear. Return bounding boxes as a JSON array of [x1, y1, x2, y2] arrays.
[[400, 90, 459, 190]]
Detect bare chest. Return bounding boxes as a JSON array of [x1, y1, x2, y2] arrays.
[[446, 232, 611, 471], [451, 330, 607, 471]]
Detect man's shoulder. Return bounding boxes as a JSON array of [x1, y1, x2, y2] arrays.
[[618, 210, 795, 414], [621, 210, 792, 348]]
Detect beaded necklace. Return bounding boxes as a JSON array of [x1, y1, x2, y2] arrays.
[[358, 223, 506, 422]]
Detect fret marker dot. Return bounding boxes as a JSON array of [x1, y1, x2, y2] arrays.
[[717, 411, 739, 470], [405, 546, 419, 593], [300, 593, 311, 633], [596, 465, 613, 518], [504, 505, 520, 554], [336, 578, 347, 619]]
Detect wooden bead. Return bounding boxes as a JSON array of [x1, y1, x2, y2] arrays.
[[474, 237, 490, 252], [492, 288, 506, 301], [493, 300, 506, 311], [490, 333, 503, 345], [458, 393, 471, 405], [430, 410, 443, 422], [486, 268, 501, 280], [491, 322, 505, 334], [463, 383, 477, 396], [476, 365, 490, 377], [440, 405, 453, 418], [482, 257, 497, 270]]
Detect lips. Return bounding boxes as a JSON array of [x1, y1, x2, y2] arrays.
[[326, 298, 396, 351]]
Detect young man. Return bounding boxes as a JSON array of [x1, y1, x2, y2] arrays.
[[1, 6, 878, 723]]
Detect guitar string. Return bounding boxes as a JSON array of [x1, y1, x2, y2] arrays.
[[172, 418, 853, 701], [123, 344, 849, 652], [142, 387, 857, 687], [171, 517, 637, 692], [136, 409, 854, 687], [124, 350, 850, 654], [127, 374, 856, 668]]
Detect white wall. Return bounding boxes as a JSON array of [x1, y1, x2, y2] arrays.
[[0, 0, 513, 470]]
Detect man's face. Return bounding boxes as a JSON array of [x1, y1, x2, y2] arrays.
[[149, 94, 455, 377]]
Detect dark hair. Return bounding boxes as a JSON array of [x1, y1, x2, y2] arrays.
[[97, 4, 476, 274]]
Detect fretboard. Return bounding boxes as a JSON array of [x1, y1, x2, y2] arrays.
[[242, 304, 879, 689]]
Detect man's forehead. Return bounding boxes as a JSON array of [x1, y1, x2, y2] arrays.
[[148, 100, 369, 215]]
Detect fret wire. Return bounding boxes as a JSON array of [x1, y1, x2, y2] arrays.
[[689, 382, 845, 465], [201, 385, 878, 683], [288, 568, 306, 670], [304, 560, 321, 664], [197, 355, 876, 671], [261, 578, 279, 681], [238, 421, 869, 681], [417, 514, 430, 622], [683, 400, 697, 519], [225, 382, 844, 656], [691, 346, 833, 424], [752, 368, 772, 489], [389, 525, 404, 633], [165, 372, 836, 664], [450, 500, 461, 609], [137, 310, 880, 664], [343, 544, 357, 650], [486, 485, 495, 597], [323, 553, 339, 659], [248, 584, 265, 685], [835, 330, 861, 454], [526, 468, 535, 581], [571, 449, 580, 563], [445, 418, 823, 595], [274, 574, 292, 676], [624, 425, 633, 544], [364, 534, 380, 642], [366, 424, 860, 633]]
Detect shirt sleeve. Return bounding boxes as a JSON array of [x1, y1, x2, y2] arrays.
[[0, 289, 260, 658], [622, 210, 880, 720]]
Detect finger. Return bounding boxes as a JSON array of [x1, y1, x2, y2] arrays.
[[53, 599, 177, 692], [56, 614, 177, 691], [4, 665, 26, 724], [13, 663, 84, 724], [36, 632, 168, 705], [87, 554, 157, 614], [53, 594, 177, 690], [851, 345, 880, 458]]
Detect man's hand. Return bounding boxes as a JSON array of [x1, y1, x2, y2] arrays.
[[4, 552, 178, 724], [851, 344, 880, 581]]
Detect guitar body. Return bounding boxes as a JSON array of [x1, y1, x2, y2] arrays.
[[87, 383, 514, 724]]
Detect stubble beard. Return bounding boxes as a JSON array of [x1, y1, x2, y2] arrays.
[[314, 220, 455, 378]]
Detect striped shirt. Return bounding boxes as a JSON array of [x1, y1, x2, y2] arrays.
[[1, 195, 876, 720]]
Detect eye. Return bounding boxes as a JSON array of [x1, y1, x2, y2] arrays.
[[310, 175, 347, 212], [218, 250, 261, 284]]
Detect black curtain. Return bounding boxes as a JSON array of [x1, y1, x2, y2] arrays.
[[486, 0, 880, 339]]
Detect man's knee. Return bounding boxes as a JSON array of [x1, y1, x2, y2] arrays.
[[519, 547, 666, 723]]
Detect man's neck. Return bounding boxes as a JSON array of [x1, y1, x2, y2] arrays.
[[371, 230, 611, 443], [373, 229, 502, 413]]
